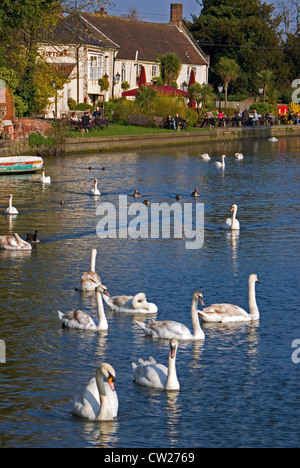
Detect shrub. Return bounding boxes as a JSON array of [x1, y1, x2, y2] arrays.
[[68, 97, 76, 110], [249, 102, 273, 114], [75, 102, 94, 112], [185, 108, 198, 127]]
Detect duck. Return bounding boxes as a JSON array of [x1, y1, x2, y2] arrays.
[[89, 179, 100, 196], [103, 292, 158, 314], [224, 204, 240, 230], [59, 200, 65, 206], [133, 190, 141, 198], [40, 168, 51, 184], [26, 231, 39, 243], [58, 284, 109, 331], [234, 153, 244, 160], [72, 363, 118, 421], [0, 233, 32, 251], [4, 194, 18, 215], [78, 248, 102, 292], [214, 155, 226, 168], [143, 200, 150, 205], [175, 194, 181, 200], [132, 339, 180, 390], [198, 274, 260, 323], [135, 291, 205, 340], [191, 188, 199, 197], [200, 153, 211, 161]]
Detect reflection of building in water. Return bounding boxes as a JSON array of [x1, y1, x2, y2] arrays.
[[0, 339, 6, 363]]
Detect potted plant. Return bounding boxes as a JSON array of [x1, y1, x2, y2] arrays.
[[98, 75, 109, 92]]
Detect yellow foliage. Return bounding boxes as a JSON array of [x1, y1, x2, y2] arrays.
[[289, 101, 300, 114]]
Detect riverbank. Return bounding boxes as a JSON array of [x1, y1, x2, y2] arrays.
[[1, 123, 300, 155]]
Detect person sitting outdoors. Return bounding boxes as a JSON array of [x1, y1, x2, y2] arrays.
[[81, 110, 92, 132], [92, 106, 101, 118], [201, 109, 215, 127], [175, 113, 187, 130], [166, 114, 176, 130]]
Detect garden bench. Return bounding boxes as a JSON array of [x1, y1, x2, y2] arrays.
[[153, 116, 164, 128]]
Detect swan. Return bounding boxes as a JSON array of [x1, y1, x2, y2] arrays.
[[224, 204, 240, 230], [268, 137, 278, 142], [132, 339, 180, 390], [0, 233, 32, 251], [90, 179, 100, 196], [4, 194, 18, 215], [40, 168, 51, 184], [78, 248, 102, 291], [103, 292, 158, 314], [191, 188, 199, 197], [214, 155, 226, 168], [135, 291, 205, 340], [200, 153, 211, 160], [58, 284, 109, 331], [198, 274, 260, 323], [133, 190, 141, 198], [26, 231, 39, 243], [72, 363, 118, 421], [234, 153, 244, 160]]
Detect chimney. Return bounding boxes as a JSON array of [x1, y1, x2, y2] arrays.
[[170, 3, 183, 25], [95, 7, 107, 16]]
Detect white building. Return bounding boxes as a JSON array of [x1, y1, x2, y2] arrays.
[[41, 3, 209, 117]]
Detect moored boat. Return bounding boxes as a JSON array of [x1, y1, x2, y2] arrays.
[[0, 156, 43, 174]]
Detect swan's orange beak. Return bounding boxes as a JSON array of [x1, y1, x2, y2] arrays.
[[104, 289, 110, 297], [230, 206, 234, 212], [170, 346, 176, 359], [108, 376, 115, 391], [199, 297, 204, 306]]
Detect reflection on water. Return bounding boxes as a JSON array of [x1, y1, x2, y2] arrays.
[[0, 138, 300, 447]]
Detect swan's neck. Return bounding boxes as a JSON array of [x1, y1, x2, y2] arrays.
[[132, 293, 146, 309], [191, 295, 204, 339], [90, 250, 97, 272], [9, 197, 12, 211], [249, 280, 259, 319], [165, 349, 180, 390], [96, 370, 113, 421], [96, 292, 108, 330]]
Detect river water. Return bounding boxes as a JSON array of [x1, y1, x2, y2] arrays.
[[0, 136, 299, 448]]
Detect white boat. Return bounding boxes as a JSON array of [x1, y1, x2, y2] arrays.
[[0, 156, 43, 174]]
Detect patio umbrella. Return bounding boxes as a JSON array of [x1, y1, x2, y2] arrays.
[[188, 69, 196, 87], [138, 66, 147, 87], [188, 69, 196, 107]]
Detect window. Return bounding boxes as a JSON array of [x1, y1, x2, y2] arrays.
[[152, 65, 159, 78], [136, 64, 142, 81], [88, 54, 103, 80], [121, 62, 126, 82]]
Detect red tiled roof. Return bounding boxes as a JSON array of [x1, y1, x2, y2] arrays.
[[80, 13, 208, 66]]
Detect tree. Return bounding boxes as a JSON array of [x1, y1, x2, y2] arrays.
[[157, 53, 182, 87], [136, 85, 158, 113], [188, 83, 215, 116], [214, 57, 240, 107], [185, 0, 285, 95], [257, 69, 274, 102]]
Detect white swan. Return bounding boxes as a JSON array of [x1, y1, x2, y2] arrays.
[[0, 233, 32, 251], [4, 194, 18, 215], [200, 153, 211, 161], [214, 155, 226, 168], [90, 179, 100, 196], [234, 153, 244, 160], [72, 363, 118, 421], [103, 292, 158, 314], [132, 339, 180, 390], [224, 204, 240, 230], [198, 274, 260, 323], [78, 249, 102, 291], [135, 291, 205, 340], [268, 137, 278, 142], [58, 284, 109, 331], [40, 168, 51, 184]]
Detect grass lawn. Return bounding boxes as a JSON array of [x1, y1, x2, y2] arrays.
[[67, 124, 209, 138]]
